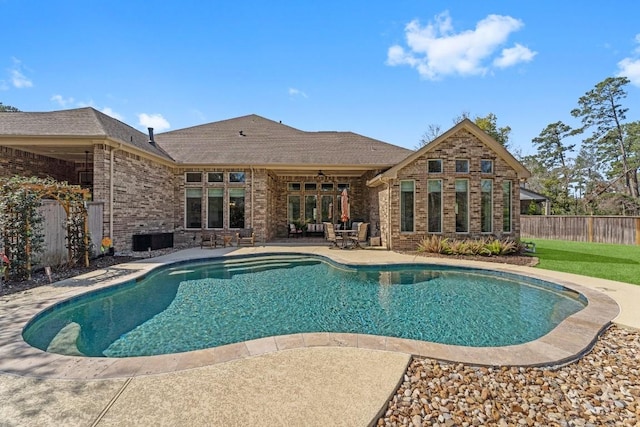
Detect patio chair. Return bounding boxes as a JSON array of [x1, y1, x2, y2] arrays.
[[201, 232, 225, 248], [236, 228, 255, 247], [323, 222, 343, 248], [349, 222, 368, 249], [288, 223, 303, 238]]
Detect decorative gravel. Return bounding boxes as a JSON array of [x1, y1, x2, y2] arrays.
[[377, 325, 639, 426]]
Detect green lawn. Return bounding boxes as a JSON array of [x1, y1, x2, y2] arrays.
[[531, 239, 640, 285]]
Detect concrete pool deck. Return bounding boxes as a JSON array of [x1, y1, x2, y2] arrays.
[[0, 246, 637, 426]]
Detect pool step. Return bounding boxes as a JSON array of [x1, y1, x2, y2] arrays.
[[203, 256, 320, 277]]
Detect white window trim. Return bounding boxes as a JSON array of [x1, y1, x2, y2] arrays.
[[481, 179, 493, 234], [455, 159, 469, 174], [427, 179, 443, 233], [481, 159, 494, 174], [206, 187, 224, 229], [427, 158, 443, 174], [400, 180, 415, 233], [503, 180, 513, 233], [185, 171, 202, 184], [184, 187, 203, 229], [455, 179, 469, 234]]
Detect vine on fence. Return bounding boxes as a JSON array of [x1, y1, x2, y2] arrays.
[[0, 176, 91, 280]]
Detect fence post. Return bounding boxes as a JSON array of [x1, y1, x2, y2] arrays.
[[587, 216, 594, 243], [636, 218, 640, 245]]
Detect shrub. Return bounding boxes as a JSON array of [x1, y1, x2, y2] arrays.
[[417, 235, 451, 254]]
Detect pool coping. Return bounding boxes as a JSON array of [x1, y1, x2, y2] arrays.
[[0, 246, 621, 380]]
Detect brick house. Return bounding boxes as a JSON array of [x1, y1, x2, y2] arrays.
[[0, 107, 529, 251]]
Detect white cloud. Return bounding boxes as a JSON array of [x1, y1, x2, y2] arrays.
[[51, 94, 75, 107], [617, 58, 640, 86], [8, 58, 33, 88], [617, 34, 640, 86], [493, 43, 537, 68], [288, 87, 308, 98], [386, 11, 536, 79], [101, 107, 123, 121], [138, 113, 170, 131]]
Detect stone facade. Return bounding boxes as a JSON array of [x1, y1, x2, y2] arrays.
[[384, 129, 522, 252]]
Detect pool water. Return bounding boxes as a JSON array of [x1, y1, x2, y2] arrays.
[[23, 254, 586, 357]]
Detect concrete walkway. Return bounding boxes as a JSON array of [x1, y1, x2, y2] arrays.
[[1, 246, 638, 426]]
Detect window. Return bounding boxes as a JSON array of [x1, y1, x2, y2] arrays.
[[455, 160, 469, 173], [321, 183, 334, 192], [305, 195, 317, 223], [481, 160, 493, 174], [186, 172, 202, 183], [207, 188, 224, 228], [185, 188, 202, 228], [427, 159, 442, 173], [229, 188, 245, 228], [288, 195, 301, 222], [304, 182, 317, 191], [481, 179, 493, 233], [288, 182, 301, 191], [400, 180, 414, 232], [229, 172, 245, 183], [455, 179, 469, 233], [337, 183, 350, 192], [503, 181, 512, 232], [207, 172, 223, 183], [321, 195, 333, 222], [427, 179, 442, 233]]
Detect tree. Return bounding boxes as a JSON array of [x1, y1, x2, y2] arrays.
[[417, 112, 511, 148], [417, 124, 442, 148], [571, 77, 639, 198], [0, 102, 20, 112], [473, 113, 511, 148], [531, 121, 576, 213]]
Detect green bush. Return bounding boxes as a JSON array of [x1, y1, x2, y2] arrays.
[[417, 236, 520, 256]]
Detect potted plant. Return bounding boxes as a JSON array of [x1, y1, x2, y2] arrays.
[[101, 237, 114, 256]]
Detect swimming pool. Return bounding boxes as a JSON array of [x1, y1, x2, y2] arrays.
[[23, 254, 587, 358]]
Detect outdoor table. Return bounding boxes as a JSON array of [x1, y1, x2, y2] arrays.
[[222, 234, 234, 247], [334, 229, 357, 249]]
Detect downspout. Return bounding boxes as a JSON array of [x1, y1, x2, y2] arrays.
[[109, 144, 122, 242]]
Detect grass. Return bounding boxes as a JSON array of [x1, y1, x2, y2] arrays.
[[531, 239, 640, 286]]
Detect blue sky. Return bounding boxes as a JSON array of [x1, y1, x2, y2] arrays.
[[2, 0, 639, 156]]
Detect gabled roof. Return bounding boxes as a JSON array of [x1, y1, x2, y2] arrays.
[[367, 119, 530, 186], [0, 107, 173, 160], [155, 114, 412, 166]]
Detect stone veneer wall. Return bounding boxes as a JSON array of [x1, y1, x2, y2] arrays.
[[93, 145, 175, 252], [388, 130, 521, 252], [1, 146, 76, 182]]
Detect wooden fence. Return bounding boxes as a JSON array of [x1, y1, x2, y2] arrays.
[[39, 200, 104, 265], [521, 215, 640, 246]]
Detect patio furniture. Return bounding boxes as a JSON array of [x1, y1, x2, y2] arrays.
[[200, 232, 228, 248], [288, 223, 303, 238], [305, 223, 324, 237], [335, 229, 358, 249], [323, 222, 343, 248], [349, 222, 369, 249], [236, 228, 255, 246]]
